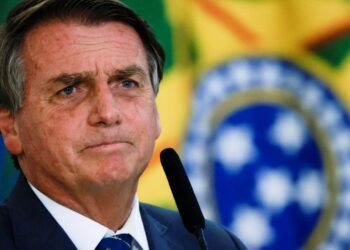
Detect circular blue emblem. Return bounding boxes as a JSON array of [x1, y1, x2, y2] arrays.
[[182, 58, 350, 250]]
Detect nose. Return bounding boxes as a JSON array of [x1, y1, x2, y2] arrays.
[[88, 84, 121, 127]]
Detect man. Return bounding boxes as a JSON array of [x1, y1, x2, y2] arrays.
[[0, 0, 246, 249]]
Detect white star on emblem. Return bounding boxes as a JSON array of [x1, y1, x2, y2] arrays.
[[269, 112, 306, 155], [295, 169, 325, 213], [231, 207, 274, 249], [255, 168, 293, 211], [213, 126, 257, 173]]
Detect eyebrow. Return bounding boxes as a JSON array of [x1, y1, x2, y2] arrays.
[[108, 65, 147, 84], [48, 65, 147, 86], [48, 72, 94, 86]]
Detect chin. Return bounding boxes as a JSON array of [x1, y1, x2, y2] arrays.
[[80, 155, 144, 182], [94, 162, 136, 182]]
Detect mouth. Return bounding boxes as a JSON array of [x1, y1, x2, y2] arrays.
[[80, 140, 131, 153]]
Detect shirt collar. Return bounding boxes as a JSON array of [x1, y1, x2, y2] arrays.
[[29, 182, 149, 250]]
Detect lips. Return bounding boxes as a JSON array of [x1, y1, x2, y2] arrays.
[[80, 139, 131, 153]]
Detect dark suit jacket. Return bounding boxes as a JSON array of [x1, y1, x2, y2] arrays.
[[0, 175, 246, 249]]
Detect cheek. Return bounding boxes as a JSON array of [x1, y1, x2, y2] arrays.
[[18, 111, 72, 156], [134, 103, 160, 138]]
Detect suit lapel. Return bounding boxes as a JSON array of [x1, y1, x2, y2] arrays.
[[139, 204, 185, 250], [6, 176, 191, 250], [5, 175, 76, 250]]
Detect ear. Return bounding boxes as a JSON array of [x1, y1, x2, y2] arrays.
[[0, 109, 22, 155]]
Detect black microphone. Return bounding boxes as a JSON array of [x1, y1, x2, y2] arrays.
[[160, 148, 208, 250]]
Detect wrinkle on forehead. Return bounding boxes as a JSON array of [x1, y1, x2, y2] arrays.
[[22, 20, 144, 63], [21, 20, 148, 80]]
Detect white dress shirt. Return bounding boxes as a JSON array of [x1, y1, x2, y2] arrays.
[[29, 183, 149, 250]]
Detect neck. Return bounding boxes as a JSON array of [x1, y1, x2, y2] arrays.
[[29, 176, 138, 231]]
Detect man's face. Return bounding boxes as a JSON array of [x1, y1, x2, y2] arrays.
[[12, 21, 161, 191]]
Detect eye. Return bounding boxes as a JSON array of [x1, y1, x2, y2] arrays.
[[59, 85, 76, 96], [121, 80, 137, 89]]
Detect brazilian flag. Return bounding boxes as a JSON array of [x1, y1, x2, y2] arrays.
[[178, 0, 350, 249]]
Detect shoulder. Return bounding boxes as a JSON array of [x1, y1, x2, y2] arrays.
[[140, 203, 181, 224], [0, 202, 11, 232], [140, 203, 246, 250], [0, 202, 16, 248]]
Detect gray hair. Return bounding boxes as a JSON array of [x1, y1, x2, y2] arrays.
[[0, 0, 165, 115]]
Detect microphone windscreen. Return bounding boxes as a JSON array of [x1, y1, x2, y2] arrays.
[[160, 148, 205, 233]]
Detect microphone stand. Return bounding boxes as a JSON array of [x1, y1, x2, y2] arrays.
[[193, 227, 208, 250], [160, 148, 210, 250]]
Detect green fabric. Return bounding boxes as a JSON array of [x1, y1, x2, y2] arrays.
[[123, 0, 174, 70], [311, 34, 350, 68], [0, 0, 20, 23]]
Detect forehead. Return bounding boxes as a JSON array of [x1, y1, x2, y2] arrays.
[[21, 20, 148, 74]]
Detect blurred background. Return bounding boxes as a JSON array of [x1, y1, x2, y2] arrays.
[[1, 0, 350, 249]]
